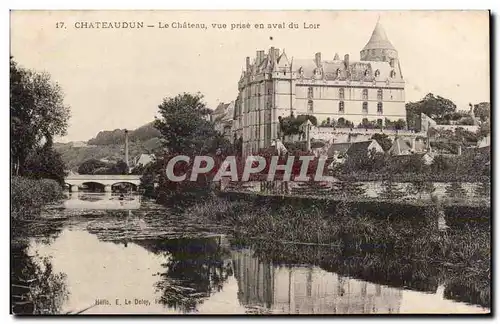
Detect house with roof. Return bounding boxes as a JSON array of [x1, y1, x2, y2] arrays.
[[388, 137, 427, 156], [345, 140, 384, 160], [133, 154, 155, 167], [212, 101, 235, 140]]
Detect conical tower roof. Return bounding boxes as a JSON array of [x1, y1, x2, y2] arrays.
[[362, 20, 395, 51]]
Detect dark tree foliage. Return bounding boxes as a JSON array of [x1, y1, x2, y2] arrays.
[[109, 160, 129, 175], [405, 93, 457, 130], [10, 57, 70, 177], [279, 113, 318, 137], [77, 159, 108, 175], [154, 92, 222, 156], [23, 145, 67, 185], [473, 102, 490, 122]]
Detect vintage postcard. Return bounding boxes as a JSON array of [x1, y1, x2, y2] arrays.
[[10, 10, 491, 315]]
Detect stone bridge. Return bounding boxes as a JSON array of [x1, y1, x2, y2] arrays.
[[65, 174, 142, 192]]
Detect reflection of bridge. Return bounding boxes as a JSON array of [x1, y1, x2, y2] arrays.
[[64, 192, 141, 209], [65, 174, 142, 192]]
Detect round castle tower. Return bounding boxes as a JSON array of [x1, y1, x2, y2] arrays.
[[360, 19, 398, 64]]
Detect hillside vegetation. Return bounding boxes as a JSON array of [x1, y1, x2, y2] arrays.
[[88, 122, 161, 145], [55, 122, 163, 171]]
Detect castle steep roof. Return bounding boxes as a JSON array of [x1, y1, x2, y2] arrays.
[[362, 20, 395, 51], [294, 59, 398, 82]]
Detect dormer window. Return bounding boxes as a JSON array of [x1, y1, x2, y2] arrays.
[[374, 70, 380, 77], [336, 68, 341, 78], [390, 70, 396, 78], [364, 70, 370, 77]]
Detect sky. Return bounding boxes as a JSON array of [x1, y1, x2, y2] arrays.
[[10, 10, 490, 142]]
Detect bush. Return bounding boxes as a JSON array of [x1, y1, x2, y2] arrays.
[[11, 177, 64, 220]]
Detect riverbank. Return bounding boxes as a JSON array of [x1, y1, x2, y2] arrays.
[[11, 177, 64, 220], [182, 195, 490, 307], [11, 177, 68, 314]]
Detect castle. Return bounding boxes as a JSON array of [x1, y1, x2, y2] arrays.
[[232, 20, 406, 155]]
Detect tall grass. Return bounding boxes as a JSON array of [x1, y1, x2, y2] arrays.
[[11, 176, 64, 220], [183, 196, 490, 298]]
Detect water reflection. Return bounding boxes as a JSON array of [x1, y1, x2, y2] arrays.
[[231, 248, 489, 315], [12, 195, 491, 315], [233, 248, 402, 314], [64, 192, 141, 210], [135, 237, 233, 313], [11, 244, 69, 314]]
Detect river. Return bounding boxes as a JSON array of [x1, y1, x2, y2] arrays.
[[11, 193, 490, 315]]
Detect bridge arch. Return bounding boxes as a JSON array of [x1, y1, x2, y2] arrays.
[[111, 182, 138, 192], [81, 181, 106, 192], [65, 174, 142, 193]]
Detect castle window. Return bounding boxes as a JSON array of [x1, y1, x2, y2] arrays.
[[377, 88, 383, 100], [362, 102, 368, 114], [374, 70, 380, 77], [390, 70, 396, 78], [338, 101, 345, 113], [307, 87, 313, 99], [308, 100, 314, 113], [339, 88, 345, 100], [377, 102, 383, 114], [377, 118, 383, 127], [362, 89, 368, 100]]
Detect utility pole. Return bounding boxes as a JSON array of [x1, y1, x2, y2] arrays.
[[124, 129, 130, 173], [303, 119, 313, 152]]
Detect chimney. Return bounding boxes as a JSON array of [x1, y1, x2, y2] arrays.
[[246, 56, 250, 71], [275, 48, 280, 60], [124, 129, 130, 173], [315, 52, 322, 66], [256, 50, 265, 65], [344, 54, 350, 67], [269, 47, 275, 58]]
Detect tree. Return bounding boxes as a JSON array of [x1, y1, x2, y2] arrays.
[[394, 119, 407, 130], [23, 145, 67, 185], [280, 113, 318, 136], [10, 57, 71, 176], [405, 93, 456, 130], [371, 134, 393, 152], [109, 160, 129, 175], [473, 102, 490, 122], [154, 93, 220, 156], [477, 121, 490, 140], [78, 159, 108, 175]]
